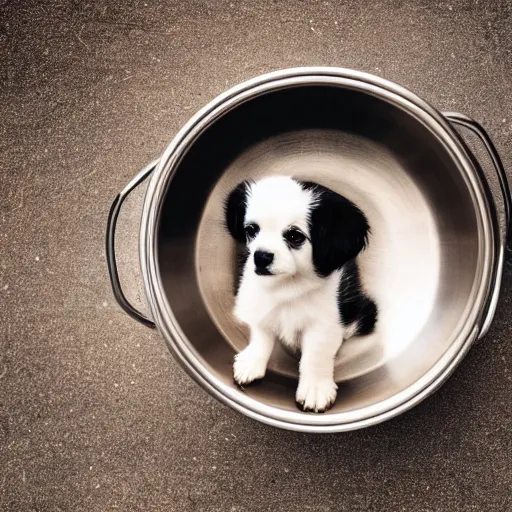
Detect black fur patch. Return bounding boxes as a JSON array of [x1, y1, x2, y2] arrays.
[[338, 259, 377, 336], [226, 182, 252, 295], [225, 181, 251, 243], [299, 181, 370, 277], [233, 246, 249, 295]]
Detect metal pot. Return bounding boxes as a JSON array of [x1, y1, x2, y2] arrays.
[[106, 68, 510, 432]]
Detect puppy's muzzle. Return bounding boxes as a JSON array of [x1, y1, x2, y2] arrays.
[[254, 250, 274, 275]]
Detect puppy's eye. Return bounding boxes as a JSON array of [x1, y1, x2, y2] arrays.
[[284, 227, 306, 248], [244, 223, 259, 240]]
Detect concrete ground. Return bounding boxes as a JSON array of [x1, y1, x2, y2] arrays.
[[1, 0, 511, 510]]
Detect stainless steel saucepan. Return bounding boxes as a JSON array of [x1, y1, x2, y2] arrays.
[[106, 68, 510, 432]]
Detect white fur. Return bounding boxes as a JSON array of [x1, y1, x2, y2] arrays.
[[233, 176, 354, 412]]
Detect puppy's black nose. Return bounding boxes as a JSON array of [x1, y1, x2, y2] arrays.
[[254, 250, 274, 268]]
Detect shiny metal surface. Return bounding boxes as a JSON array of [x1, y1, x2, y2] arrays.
[[442, 112, 511, 339], [106, 160, 158, 328], [135, 68, 506, 432]]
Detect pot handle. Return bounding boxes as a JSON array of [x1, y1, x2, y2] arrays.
[[444, 112, 510, 339], [106, 160, 158, 328], [443, 112, 511, 247]]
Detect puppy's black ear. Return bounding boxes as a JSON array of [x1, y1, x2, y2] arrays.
[[225, 181, 251, 243], [301, 182, 370, 277]]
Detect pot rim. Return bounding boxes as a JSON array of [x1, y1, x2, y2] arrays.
[[139, 67, 498, 432]]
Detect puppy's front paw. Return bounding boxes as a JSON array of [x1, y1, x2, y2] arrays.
[[233, 348, 268, 386], [296, 377, 338, 413]]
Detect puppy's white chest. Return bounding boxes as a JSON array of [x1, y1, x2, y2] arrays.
[[270, 301, 309, 347], [235, 273, 341, 349]]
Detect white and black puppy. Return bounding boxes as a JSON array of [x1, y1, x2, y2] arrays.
[[225, 176, 377, 412]]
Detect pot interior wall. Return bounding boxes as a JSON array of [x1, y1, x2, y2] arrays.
[[156, 85, 481, 414]]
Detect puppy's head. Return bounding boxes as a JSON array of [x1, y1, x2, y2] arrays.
[[225, 176, 369, 279]]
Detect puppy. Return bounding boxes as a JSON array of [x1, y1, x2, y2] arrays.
[[225, 176, 377, 412]]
